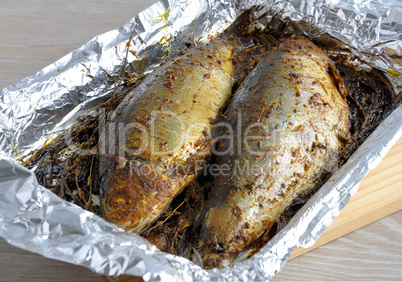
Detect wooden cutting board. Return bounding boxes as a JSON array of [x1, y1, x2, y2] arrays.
[[290, 136, 402, 259]]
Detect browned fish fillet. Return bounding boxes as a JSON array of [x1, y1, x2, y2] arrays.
[[100, 39, 235, 233]]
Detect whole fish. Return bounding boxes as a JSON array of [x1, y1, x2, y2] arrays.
[[100, 39, 235, 233], [198, 39, 350, 268]]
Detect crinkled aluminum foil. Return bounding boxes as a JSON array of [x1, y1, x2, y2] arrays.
[[0, 0, 401, 280]]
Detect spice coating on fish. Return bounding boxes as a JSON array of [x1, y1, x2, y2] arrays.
[[198, 39, 350, 268], [100, 40, 234, 233]]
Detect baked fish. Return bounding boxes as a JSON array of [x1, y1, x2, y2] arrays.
[[198, 39, 350, 268], [100, 39, 235, 233]]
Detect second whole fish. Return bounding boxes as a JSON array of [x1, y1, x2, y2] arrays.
[[198, 38, 350, 268]]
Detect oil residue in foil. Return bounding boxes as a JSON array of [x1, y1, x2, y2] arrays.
[[21, 10, 400, 266]]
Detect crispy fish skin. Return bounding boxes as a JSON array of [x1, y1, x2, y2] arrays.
[[199, 39, 350, 268], [101, 40, 234, 233]]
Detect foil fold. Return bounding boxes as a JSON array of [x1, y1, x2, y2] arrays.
[[0, 0, 401, 280]]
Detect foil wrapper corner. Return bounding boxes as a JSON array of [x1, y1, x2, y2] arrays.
[[0, 0, 401, 280]]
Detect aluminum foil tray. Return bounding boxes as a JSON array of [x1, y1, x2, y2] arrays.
[[0, 0, 401, 280]]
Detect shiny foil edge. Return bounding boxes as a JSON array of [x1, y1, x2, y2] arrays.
[[0, 0, 401, 281]]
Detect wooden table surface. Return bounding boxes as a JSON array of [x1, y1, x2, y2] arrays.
[[1, 1, 401, 281]]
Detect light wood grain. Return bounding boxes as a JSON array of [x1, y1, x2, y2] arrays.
[[0, 0, 401, 281], [274, 210, 402, 281]]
